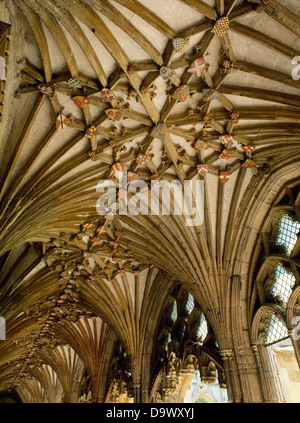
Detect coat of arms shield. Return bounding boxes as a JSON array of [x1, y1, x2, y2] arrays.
[[219, 149, 234, 160], [203, 89, 219, 102], [150, 123, 168, 140], [96, 226, 107, 234], [211, 17, 230, 37], [241, 145, 256, 152], [242, 158, 256, 167], [188, 57, 205, 77], [222, 60, 238, 74], [127, 172, 139, 182], [72, 96, 90, 109], [101, 88, 114, 102], [105, 109, 122, 121], [111, 162, 125, 172], [37, 83, 55, 98], [136, 154, 150, 165], [219, 135, 234, 145], [85, 126, 99, 138], [220, 170, 231, 183], [197, 164, 209, 176], [68, 77, 82, 89], [195, 140, 209, 150], [160, 66, 173, 81], [172, 37, 189, 53], [172, 84, 190, 102], [56, 114, 70, 129]]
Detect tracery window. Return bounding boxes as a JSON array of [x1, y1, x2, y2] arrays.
[[270, 263, 296, 308], [275, 213, 300, 255], [264, 313, 289, 346], [151, 284, 226, 403], [186, 292, 195, 314], [170, 300, 178, 324], [152, 285, 211, 380], [268, 210, 299, 308], [105, 340, 133, 402], [252, 184, 300, 403], [196, 312, 208, 345]]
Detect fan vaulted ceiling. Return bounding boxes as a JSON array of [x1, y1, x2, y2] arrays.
[[0, 0, 300, 402]]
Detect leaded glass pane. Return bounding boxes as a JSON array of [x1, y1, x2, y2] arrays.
[[197, 313, 208, 344], [170, 300, 178, 323], [186, 293, 195, 314], [276, 214, 300, 255], [270, 263, 295, 307], [264, 313, 288, 345]]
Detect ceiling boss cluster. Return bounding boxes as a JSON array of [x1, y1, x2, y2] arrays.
[[13, 0, 282, 191]]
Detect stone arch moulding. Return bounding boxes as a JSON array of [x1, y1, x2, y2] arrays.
[[251, 303, 286, 346], [247, 180, 300, 331], [251, 303, 288, 403], [231, 173, 300, 280]]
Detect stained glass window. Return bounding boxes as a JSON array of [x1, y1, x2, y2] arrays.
[[275, 213, 300, 255], [264, 313, 288, 345], [270, 263, 295, 307]]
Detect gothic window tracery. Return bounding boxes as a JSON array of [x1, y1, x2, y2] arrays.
[[260, 185, 300, 310], [105, 340, 133, 403], [150, 283, 224, 403], [264, 313, 289, 346], [269, 264, 296, 308], [275, 214, 300, 256], [252, 183, 300, 402], [196, 312, 208, 345], [153, 285, 210, 368]]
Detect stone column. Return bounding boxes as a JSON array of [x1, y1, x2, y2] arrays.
[[220, 275, 263, 402], [234, 345, 263, 402], [251, 343, 280, 402], [219, 344, 264, 403], [219, 348, 242, 403], [132, 382, 141, 403]]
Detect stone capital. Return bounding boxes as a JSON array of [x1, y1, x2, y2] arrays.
[[219, 348, 234, 360]]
